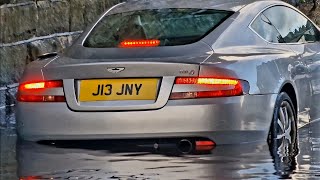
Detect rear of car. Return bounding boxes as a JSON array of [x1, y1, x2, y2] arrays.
[[16, 2, 277, 145]]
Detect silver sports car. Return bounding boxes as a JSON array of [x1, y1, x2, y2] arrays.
[[16, 0, 320, 152]]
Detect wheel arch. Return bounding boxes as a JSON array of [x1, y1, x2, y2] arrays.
[[278, 81, 298, 115]]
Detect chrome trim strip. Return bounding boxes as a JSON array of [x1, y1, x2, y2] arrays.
[[248, 4, 320, 45], [248, 3, 283, 45], [43, 56, 59, 68], [81, 2, 126, 46]]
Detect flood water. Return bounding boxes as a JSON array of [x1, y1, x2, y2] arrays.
[[1, 107, 320, 180]]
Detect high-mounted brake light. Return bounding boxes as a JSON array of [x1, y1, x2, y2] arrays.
[[119, 40, 160, 48], [170, 77, 245, 99], [18, 80, 65, 102]]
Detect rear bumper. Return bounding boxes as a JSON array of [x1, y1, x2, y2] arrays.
[[16, 94, 277, 144]]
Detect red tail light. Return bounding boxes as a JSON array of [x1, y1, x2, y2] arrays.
[[19, 176, 42, 180], [18, 95, 66, 102], [18, 80, 65, 102], [170, 77, 244, 99], [20, 80, 63, 90], [175, 77, 239, 85], [119, 40, 160, 48], [22, 82, 45, 90]]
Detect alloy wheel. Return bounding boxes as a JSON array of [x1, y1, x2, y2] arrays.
[[275, 100, 297, 161]]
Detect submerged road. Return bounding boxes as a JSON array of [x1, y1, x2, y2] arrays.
[[1, 109, 320, 179]]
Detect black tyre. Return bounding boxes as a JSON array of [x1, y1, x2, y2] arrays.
[[268, 92, 298, 161]]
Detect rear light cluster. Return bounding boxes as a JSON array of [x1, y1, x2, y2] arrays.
[[170, 77, 244, 100], [17, 80, 65, 102]]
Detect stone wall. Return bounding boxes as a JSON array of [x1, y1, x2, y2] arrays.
[[0, 0, 123, 43], [0, 0, 123, 86], [0, 0, 123, 126]]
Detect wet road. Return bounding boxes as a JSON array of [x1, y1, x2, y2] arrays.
[[1, 109, 320, 179]]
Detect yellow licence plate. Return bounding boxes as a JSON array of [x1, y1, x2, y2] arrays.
[[79, 79, 159, 102]]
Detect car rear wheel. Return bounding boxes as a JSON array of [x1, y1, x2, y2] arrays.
[[268, 92, 298, 161]]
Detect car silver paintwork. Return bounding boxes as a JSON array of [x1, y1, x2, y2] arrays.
[[16, 0, 320, 143], [16, 94, 277, 144]]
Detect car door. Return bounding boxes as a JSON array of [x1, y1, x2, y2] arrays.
[[303, 33, 320, 120], [262, 5, 319, 125], [304, 31, 320, 120]]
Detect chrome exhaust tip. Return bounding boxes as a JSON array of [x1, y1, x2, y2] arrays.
[[177, 139, 193, 154]]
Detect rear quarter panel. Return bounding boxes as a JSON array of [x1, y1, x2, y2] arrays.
[[200, 45, 298, 95]]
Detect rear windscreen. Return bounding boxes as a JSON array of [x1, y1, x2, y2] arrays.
[[83, 9, 233, 48]]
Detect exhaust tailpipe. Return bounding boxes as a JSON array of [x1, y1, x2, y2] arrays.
[[177, 139, 193, 154]]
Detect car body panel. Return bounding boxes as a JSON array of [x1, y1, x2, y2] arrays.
[[16, 94, 277, 144]]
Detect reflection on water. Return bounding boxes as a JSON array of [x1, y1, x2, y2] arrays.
[[12, 122, 320, 180], [0, 128, 17, 180], [295, 121, 320, 179], [1, 109, 320, 179], [16, 141, 277, 179]]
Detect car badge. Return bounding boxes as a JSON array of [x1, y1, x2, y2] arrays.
[[107, 67, 125, 73]]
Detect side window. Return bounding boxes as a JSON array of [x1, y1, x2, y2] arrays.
[[263, 6, 320, 43], [303, 21, 320, 42], [251, 14, 284, 43]]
